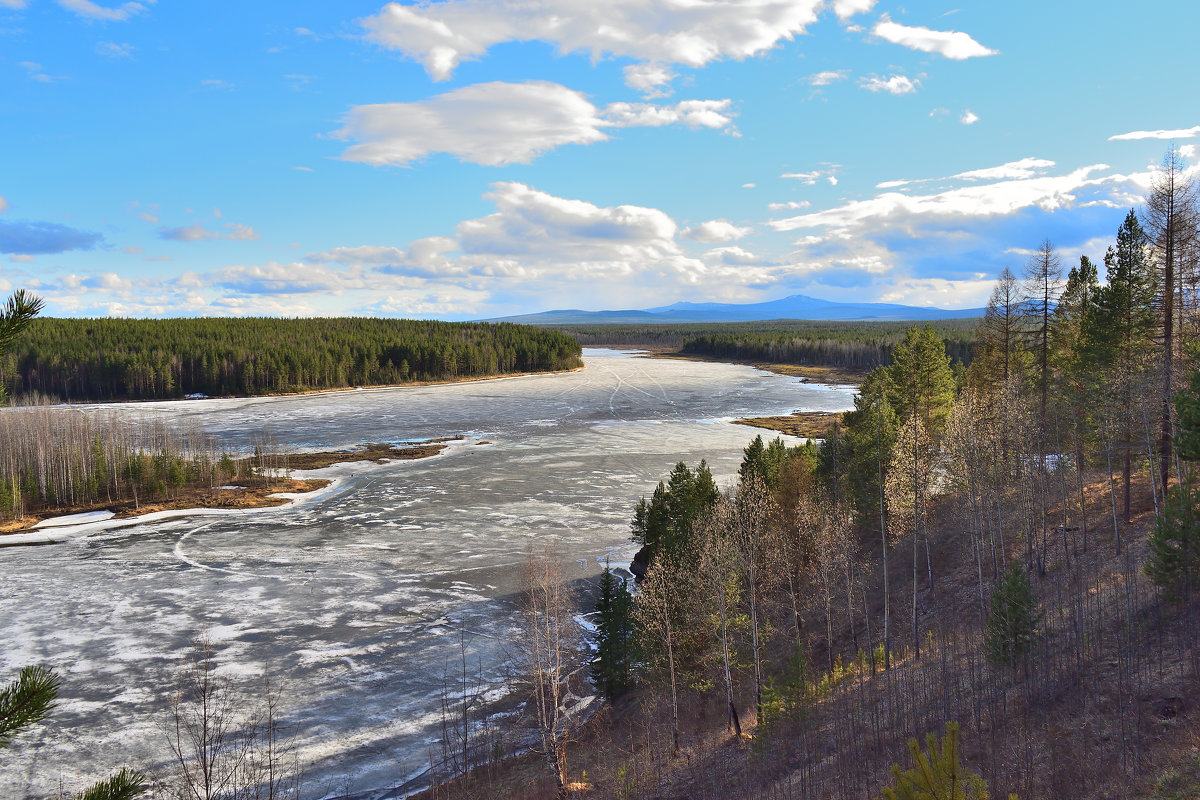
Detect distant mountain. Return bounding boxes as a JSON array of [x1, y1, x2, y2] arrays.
[[487, 294, 984, 325]]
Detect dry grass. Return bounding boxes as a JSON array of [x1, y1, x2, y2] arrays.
[[732, 412, 844, 439]]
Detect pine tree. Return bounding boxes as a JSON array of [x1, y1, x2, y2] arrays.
[[984, 562, 1041, 669], [591, 562, 634, 702], [878, 722, 1003, 800], [1, 666, 147, 799]]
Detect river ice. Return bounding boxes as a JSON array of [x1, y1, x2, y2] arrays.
[[0, 350, 854, 799]]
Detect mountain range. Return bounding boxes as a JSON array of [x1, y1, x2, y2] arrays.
[[488, 294, 985, 325]]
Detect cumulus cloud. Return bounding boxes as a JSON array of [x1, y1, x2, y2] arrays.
[[361, 0, 825, 81], [1108, 125, 1200, 141], [961, 109, 979, 125], [81, 272, 133, 292], [831, 0, 876, 20], [807, 69, 848, 86], [602, 99, 734, 130], [871, 14, 998, 60], [623, 63, 676, 98], [334, 81, 734, 167], [159, 222, 260, 242], [0, 220, 103, 254], [57, 0, 152, 22], [860, 74, 919, 94], [213, 262, 363, 295], [683, 219, 752, 243], [768, 200, 811, 211]]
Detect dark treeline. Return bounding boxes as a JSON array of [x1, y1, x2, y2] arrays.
[[1, 317, 582, 401], [558, 318, 978, 371]]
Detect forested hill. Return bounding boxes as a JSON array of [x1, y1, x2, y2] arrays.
[[0, 317, 583, 401], [680, 319, 977, 370], [559, 319, 978, 371]]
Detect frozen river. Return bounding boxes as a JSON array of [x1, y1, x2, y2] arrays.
[[0, 349, 855, 799]]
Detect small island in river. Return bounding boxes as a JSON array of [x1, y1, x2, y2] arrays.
[[0, 437, 463, 538]]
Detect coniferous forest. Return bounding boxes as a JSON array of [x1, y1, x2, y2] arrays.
[[0, 316, 582, 402], [558, 318, 978, 372]]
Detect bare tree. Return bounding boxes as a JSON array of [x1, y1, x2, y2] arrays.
[[731, 473, 777, 724], [519, 546, 584, 794], [634, 554, 690, 754], [696, 497, 743, 737], [163, 638, 300, 800], [1144, 147, 1199, 496]]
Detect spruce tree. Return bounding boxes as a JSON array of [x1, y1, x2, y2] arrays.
[[591, 563, 634, 702]]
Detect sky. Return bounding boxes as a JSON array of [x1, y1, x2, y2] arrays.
[[2, 0, 1199, 320]]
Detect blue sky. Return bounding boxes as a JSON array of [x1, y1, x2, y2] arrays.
[[2, 0, 1198, 319]]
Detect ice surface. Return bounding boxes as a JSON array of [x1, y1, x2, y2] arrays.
[[0, 351, 853, 799]]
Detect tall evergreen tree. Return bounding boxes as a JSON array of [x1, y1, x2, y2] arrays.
[[1091, 211, 1158, 521], [591, 563, 634, 703]]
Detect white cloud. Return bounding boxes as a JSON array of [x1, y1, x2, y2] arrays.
[[159, 223, 260, 242], [767, 200, 810, 211], [1108, 125, 1200, 141], [781, 166, 838, 185], [623, 63, 676, 98], [871, 14, 997, 60], [873, 157, 1055, 190], [80, 272, 133, 292], [1181, 144, 1197, 160], [808, 69, 848, 86], [602, 99, 734, 130], [335, 81, 734, 167], [94, 41, 135, 58], [741, 183, 756, 189], [771, 163, 1112, 232], [952, 157, 1054, 181], [832, 0, 876, 20], [960, 109, 979, 125], [361, 0, 824, 81], [0, 0, 27, 8], [0, 196, 7, 214], [11, 254, 35, 263], [860, 74, 919, 94], [683, 219, 752, 243], [57, 0, 152, 22], [19, 61, 59, 83]]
